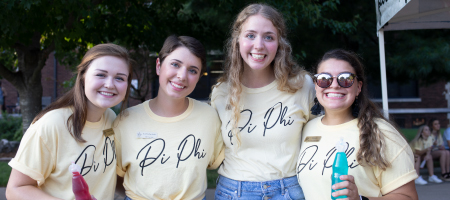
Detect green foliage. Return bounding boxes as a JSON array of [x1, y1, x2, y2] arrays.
[[0, 162, 12, 187], [386, 30, 450, 85], [0, 47, 17, 73], [207, 169, 219, 188], [401, 128, 419, 142], [0, 113, 23, 141]]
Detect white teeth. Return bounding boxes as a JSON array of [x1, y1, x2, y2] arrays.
[[100, 92, 114, 96], [251, 54, 264, 60], [327, 93, 343, 97], [170, 82, 185, 89]]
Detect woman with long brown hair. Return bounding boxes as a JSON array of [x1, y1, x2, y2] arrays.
[[296, 49, 418, 200], [211, 3, 314, 199], [6, 43, 132, 199]]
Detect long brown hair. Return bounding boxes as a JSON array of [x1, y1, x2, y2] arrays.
[[32, 43, 133, 143], [315, 49, 391, 170], [216, 3, 308, 145]]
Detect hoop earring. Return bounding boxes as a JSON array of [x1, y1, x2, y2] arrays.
[[310, 97, 322, 115], [352, 96, 360, 118]]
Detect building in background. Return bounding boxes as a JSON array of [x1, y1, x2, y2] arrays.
[[1, 53, 450, 129]]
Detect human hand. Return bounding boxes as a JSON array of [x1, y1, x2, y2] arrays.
[[331, 175, 360, 200], [439, 146, 445, 150]]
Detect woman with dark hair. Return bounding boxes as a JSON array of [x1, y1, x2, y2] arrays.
[[6, 43, 133, 199], [296, 49, 418, 200], [114, 35, 223, 200], [428, 118, 450, 180]]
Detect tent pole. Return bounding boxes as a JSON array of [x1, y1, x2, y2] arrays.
[[378, 29, 389, 119]]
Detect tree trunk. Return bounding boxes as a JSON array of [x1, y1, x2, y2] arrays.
[[0, 33, 54, 134], [17, 80, 43, 134], [14, 43, 46, 134]]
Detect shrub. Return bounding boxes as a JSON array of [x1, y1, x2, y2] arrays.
[[0, 112, 23, 141]]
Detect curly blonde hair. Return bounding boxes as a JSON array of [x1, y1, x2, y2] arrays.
[[216, 3, 308, 145]]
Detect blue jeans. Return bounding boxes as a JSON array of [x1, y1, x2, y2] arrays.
[[214, 175, 305, 200]]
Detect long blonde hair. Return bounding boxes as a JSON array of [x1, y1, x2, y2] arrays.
[[410, 125, 429, 145], [216, 3, 308, 145]]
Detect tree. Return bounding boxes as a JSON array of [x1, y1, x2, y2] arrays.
[[0, 0, 360, 133]]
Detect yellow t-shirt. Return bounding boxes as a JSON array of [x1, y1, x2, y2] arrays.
[[9, 107, 117, 200], [211, 76, 315, 181], [296, 117, 417, 199], [410, 136, 433, 152], [431, 133, 444, 150], [114, 98, 223, 200]]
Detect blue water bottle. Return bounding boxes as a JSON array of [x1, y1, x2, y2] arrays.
[[331, 137, 348, 199]]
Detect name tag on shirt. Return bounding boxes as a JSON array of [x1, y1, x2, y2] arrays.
[[304, 136, 321, 142], [137, 132, 158, 139], [103, 128, 115, 137]]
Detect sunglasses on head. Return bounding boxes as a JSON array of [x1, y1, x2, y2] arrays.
[[313, 72, 357, 88]]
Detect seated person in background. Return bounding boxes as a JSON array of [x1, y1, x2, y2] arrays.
[[410, 125, 445, 184], [428, 118, 450, 181], [443, 125, 450, 151]]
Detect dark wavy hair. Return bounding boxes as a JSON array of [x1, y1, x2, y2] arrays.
[[315, 49, 391, 170]]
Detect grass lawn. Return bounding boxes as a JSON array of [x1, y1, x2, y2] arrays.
[[401, 128, 418, 142], [0, 162, 11, 187]]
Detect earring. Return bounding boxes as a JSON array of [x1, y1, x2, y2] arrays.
[[310, 97, 322, 115], [352, 96, 359, 118]]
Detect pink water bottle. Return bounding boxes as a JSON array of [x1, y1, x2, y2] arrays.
[[69, 162, 93, 200]]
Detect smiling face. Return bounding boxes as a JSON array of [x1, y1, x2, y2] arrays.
[[84, 56, 129, 113], [316, 58, 362, 116], [238, 14, 278, 74], [156, 47, 202, 101]]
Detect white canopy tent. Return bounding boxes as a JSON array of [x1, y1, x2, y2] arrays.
[[375, 0, 450, 119]]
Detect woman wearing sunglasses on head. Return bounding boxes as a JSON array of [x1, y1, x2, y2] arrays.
[[296, 49, 418, 200]]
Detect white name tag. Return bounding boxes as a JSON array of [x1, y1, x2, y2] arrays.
[[137, 132, 158, 139]]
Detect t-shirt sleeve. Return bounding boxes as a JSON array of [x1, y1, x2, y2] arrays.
[[113, 123, 126, 177], [208, 118, 224, 169], [410, 140, 422, 152], [375, 121, 418, 195], [444, 130, 450, 141], [210, 83, 223, 110], [8, 124, 56, 186], [305, 76, 317, 121], [297, 75, 316, 122]]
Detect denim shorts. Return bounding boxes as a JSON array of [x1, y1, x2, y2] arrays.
[[214, 175, 305, 200]]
